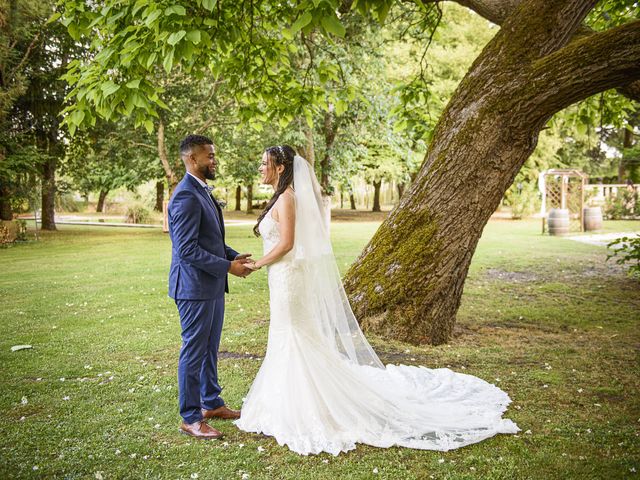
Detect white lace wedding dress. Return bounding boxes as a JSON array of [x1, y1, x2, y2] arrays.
[[234, 157, 519, 456]]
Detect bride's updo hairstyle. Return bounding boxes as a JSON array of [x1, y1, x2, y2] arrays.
[[254, 145, 296, 237]]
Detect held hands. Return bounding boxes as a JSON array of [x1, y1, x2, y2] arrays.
[[236, 252, 264, 271], [229, 253, 255, 278]]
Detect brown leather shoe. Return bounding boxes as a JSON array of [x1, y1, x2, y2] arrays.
[[202, 405, 241, 420], [179, 420, 224, 439]]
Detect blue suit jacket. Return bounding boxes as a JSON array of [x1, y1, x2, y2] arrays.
[[168, 174, 239, 300]]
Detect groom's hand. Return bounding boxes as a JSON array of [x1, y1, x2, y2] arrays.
[[234, 253, 253, 261], [229, 259, 253, 278]]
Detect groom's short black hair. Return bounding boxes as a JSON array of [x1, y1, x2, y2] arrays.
[[179, 134, 214, 156]]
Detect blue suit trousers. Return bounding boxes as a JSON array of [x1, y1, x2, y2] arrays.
[[176, 298, 226, 424]]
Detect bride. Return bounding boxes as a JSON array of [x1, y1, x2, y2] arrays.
[[234, 145, 520, 455]]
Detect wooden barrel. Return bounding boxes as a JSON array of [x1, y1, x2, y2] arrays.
[[583, 206, 603, 231], [548, 208, 569, 236]]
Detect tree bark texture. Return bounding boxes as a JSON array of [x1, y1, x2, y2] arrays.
[[155, 181, 164, 212], [235, 185, 242, 211], [96, 189, 108, 213], [372, 180, 382, 212], [246, 183, 253, 213], [344, 0, 640, 345], [350, 192, 356, 210]]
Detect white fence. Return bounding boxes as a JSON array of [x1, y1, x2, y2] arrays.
[[585, 184, 640, 205]]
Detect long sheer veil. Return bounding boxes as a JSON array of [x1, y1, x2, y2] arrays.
[[292, 155, 383, 369]]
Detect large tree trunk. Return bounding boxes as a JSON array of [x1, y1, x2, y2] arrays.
[[349, 191, 356, 210], [235, 185, 242, 211], [245, 183, 253, 214], [155, 181, 164, 212], [344, 0, 640, 345], [40, 156, 56, 230], [96, 189, 109, 213], [371, 180, 382, 212]]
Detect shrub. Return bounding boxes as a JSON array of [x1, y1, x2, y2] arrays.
[[0, 219, 27, 245], [607, 236, 640, 279], [125, 203, 151, 224], [506, 184, 539, 219], [604, 189, 639, 220]]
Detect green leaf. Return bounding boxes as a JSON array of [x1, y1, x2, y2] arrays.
[[163, 49, 175, 73], [202, 0, 217, 12], [167, 30, 186, 46], [69, 109, 86, 126], [132, 0, 147, 17], [46, 12, 61, 25], [304, 109, 314, 128], [321, 15, 345, 37], [144, 10, 162, 27], [290, 12, 313, 34], [186, 30, 202, 44], [100, 81, 120, 97], [146, 52, 157, 68], [124, 94, 135, 114], [335, 99, 347, 116], [377, 1, 392, 23], [144, 119, 154, 133], [126, 79, 141, 89], [165, 5, 186, 16]]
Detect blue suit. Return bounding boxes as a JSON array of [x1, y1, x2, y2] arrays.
[[168, 173, 239, 424]]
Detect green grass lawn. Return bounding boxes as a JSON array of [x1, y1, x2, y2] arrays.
[[1, 219, 638, 479]]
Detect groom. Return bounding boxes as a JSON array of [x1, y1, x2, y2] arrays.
[[168, 134, 253, 439]]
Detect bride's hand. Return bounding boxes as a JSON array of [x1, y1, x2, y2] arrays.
[[246, 262, 262, 270]]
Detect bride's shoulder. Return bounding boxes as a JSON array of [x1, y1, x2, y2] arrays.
[[274, 188, 296, 213], [279, 187, 296, 203]]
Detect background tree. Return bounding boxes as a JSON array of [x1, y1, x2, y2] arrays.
[[64, 121, 163, 212], [8, 10, 81, 230], [0, 0, 49, 220]]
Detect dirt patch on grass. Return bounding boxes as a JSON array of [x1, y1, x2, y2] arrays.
[[484, 268, 540, 282], [219, 350, 263, 360], [483, 261, 631, 284]]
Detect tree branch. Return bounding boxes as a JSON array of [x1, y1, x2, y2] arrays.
[[414, 0, 640, 103], [529, 20, 640, 120], [454, 0, 520, 24]]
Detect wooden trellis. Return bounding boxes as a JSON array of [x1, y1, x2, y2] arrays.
[[539, 169, 588, 234]]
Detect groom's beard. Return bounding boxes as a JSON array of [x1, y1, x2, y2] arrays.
[[200, 165, 216, 180]]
